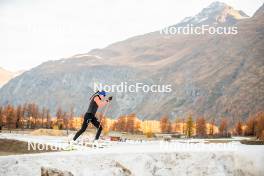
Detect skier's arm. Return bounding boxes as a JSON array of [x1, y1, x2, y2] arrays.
[[94, 96, 108, 108]]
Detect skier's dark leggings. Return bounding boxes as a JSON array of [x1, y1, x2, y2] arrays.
[[73, 113, 102, 141]]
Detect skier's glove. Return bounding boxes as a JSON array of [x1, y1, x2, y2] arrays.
[[108, 96, 113, 101]]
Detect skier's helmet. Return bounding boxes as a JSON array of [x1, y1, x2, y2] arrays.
[[98, 90, 106, 97]]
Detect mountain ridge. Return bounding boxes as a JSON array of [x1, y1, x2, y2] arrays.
[[0, 67, 24, 87], [176, 1, 249, 26], [0, 2, 263, 123]]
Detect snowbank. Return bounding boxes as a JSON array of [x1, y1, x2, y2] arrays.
[[0, 133, 263, 176]]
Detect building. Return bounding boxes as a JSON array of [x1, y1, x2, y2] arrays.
[[141, 120, 161, 133]]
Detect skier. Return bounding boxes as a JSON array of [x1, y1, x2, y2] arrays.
[[73, 90, 112, 142]]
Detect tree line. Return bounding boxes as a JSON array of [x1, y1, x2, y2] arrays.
[[110, 113, 141, 133], [158, 112, 264, 140], [0, 103, 263, 140], [0, 103, 75, 132], [0, 103, 52, 130]]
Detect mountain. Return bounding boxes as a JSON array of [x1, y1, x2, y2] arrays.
[[0, 67, 12, 87], [177, 1, 249, 26], [0, 67, 24, 87], [0, 2, 263, 123], [253, 3, 264, 17]]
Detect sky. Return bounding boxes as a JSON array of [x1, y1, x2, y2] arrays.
[[1, 0, 263, 71]]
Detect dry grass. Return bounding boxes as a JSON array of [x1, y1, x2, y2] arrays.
[[30, 129, 66, 136], [240, 140, 264, 145], [0, 139, 60, 156], [204, 140, 232, 144]]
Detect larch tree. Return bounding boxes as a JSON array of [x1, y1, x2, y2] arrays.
[[209, 119, 215, 136], [56, 107, 63, 129], [160, 115, 171, 133], [255, 112, 264, 140], [235, 121, 243, 136], [69, 107, 74, 130], [40, 107, 46, 128], [219, 118, 228, 137], [6, 105, 15, 132], [186, 115, 194, 138], [46, 109, 51, 129], [196, 117, 207, 137], [15, 105, 22, 129], [174, 117, 182, 133], [245, 116, 256, 136]]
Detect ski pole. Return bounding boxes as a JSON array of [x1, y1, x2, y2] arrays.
[[103, 102, 110, 117]]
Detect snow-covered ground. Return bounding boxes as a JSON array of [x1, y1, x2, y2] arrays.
[[0, 133, 264, 176]]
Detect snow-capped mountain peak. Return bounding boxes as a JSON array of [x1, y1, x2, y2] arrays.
[[178, 1, 249, 26], [208, 1, 226, 9]]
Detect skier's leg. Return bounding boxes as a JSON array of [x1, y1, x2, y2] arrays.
[[73, 113, 90, 141], [91, 115, 103, 140]]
